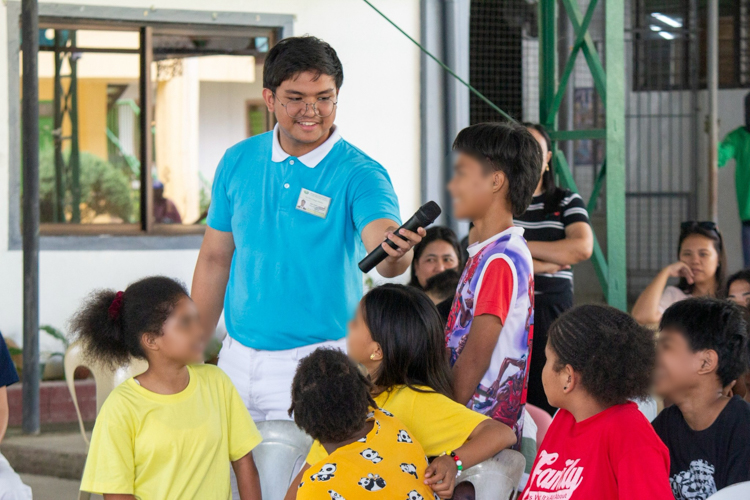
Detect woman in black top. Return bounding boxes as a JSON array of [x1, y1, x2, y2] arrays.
[[515, 123, 594, 414]]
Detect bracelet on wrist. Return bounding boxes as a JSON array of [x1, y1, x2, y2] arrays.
[[446, 450, 463, 477]]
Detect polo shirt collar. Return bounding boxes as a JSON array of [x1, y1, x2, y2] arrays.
[[467, 226, 525, 258], [271, 123, 342, 168]]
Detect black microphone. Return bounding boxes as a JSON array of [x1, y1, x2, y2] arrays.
[[358, 201, 442, 273]]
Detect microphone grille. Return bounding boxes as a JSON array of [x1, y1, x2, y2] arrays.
[[419, 201, 442, 223]]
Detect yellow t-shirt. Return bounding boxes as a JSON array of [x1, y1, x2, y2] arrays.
[[298, 408, 437, 500], [306, 385, 487, 465], [81, 364, 262, 500]]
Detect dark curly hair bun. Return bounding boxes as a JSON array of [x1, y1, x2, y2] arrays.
[[548, 304, 656, 406], [68, 276, 188, 368], [289, 348, 376, 443]]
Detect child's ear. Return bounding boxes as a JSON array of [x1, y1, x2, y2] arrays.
[[371, 343, 384, 362], [492, 170, 507, 194], [141, 332, 160, 353], [697, 349, 719, 376]]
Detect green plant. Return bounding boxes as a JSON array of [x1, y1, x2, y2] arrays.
[[39, 148, 135, 223], [40, 325, 69, 357]]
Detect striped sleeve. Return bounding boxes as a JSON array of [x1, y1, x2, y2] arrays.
[[560, 192, 590, 226]]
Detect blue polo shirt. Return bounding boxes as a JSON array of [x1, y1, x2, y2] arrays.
[[207, 126, 401, 351]]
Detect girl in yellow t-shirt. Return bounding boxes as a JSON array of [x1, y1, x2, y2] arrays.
[[286, 284, 517, 499], [71, 276, 262, 500]]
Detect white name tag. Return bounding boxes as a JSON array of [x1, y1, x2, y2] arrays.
[[296, 188, 331, 219]]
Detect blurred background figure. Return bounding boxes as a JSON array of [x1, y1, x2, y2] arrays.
[[514, 123, 593, 415], [632, 221, 726, 326], [409, 226, 463, 290], [153, 180, 182, 224]]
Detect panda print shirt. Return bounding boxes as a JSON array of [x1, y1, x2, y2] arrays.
[[297, 409, 438, 500]]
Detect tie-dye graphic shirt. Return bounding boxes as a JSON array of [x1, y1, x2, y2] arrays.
[[445, 226, 534, 449]]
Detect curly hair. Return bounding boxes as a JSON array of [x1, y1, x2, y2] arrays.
[[547, 304, 656, 406], [68, 276, 188, 368], [452, 121, 542, 217], [660, 298, 749, 387], [289, 348, 376, 443]]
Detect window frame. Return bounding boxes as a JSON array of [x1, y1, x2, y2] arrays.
[[7, 2, 293, 250]]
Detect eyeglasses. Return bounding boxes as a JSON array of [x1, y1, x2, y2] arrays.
[[272, 93, 338, 118]]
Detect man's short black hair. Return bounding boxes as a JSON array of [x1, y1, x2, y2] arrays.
[[263, 36, 344, 93], [289, 348, 375, 443], [452, 121, 542, 217], [424, 269, 461, 303], [660, 298, 749, 386]]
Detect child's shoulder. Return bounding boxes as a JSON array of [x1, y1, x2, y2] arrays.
[[190, 363, 231, 384]]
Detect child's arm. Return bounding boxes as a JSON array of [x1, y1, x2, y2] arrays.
[[424, 419, 516, 498], [284, 464, 309, 500], [452, 314, 503, 405], [103, 495, 136, 500], [0, 386, 9, 445], [232, 452, 262, 500]]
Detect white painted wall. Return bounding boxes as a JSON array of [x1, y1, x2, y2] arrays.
[[198, 77, 265, 183], [0, 0, 421, 348]]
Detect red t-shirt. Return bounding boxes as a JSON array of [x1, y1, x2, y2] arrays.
[[522, 402, 673, 500]]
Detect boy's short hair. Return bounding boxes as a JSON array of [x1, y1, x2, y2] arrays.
[[452, 122, 542, 217], [726, 269, 750, 296], [660, 298, 749, 386], [289, 348, 375, 443], [263, 36, 344, 92], [424, 269, 461, 303]]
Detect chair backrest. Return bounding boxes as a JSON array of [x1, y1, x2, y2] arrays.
[[525, 404, 553, 445], [457, 449, 526, 500], [253, 420, 313, 500], [706, 482, 750, 500], [64, 340, 148, 444]]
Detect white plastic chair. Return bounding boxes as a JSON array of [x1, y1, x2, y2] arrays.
[[64, 340, 148, 500], [706, 481, 750, 500], [64, 340, 149, 444], [253, 420, 313, 500], [456, 449, 526, 500]]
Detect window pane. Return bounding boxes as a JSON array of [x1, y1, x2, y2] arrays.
[[153, 52, 269, 225], [29, 28, 141, 225]]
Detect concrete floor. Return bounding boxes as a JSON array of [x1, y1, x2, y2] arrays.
[[19, 474, 102, 500]]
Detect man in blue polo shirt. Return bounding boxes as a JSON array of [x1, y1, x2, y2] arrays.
[[192, 36, 423, 423]]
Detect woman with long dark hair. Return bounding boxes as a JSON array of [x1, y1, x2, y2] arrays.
[[515, 123, 594, 415], [285, 284, 515, 500], [632, 221, 726, 325]]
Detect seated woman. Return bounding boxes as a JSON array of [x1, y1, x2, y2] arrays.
[[290, 348, 436, 499], [521, 305, 673, 499], [632, 221, 726, 326], [286, 284, 516, 499], [409, 226, 462, 290]]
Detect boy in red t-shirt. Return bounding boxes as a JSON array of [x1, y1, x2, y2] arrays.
[[521, 305, 673, 500]]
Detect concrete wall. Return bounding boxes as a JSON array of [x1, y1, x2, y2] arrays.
[[0, 0, 421, 351]]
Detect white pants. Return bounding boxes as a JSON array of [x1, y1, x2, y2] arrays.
[[218, 335, 346, 500], [0, 452, 32, 500]]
